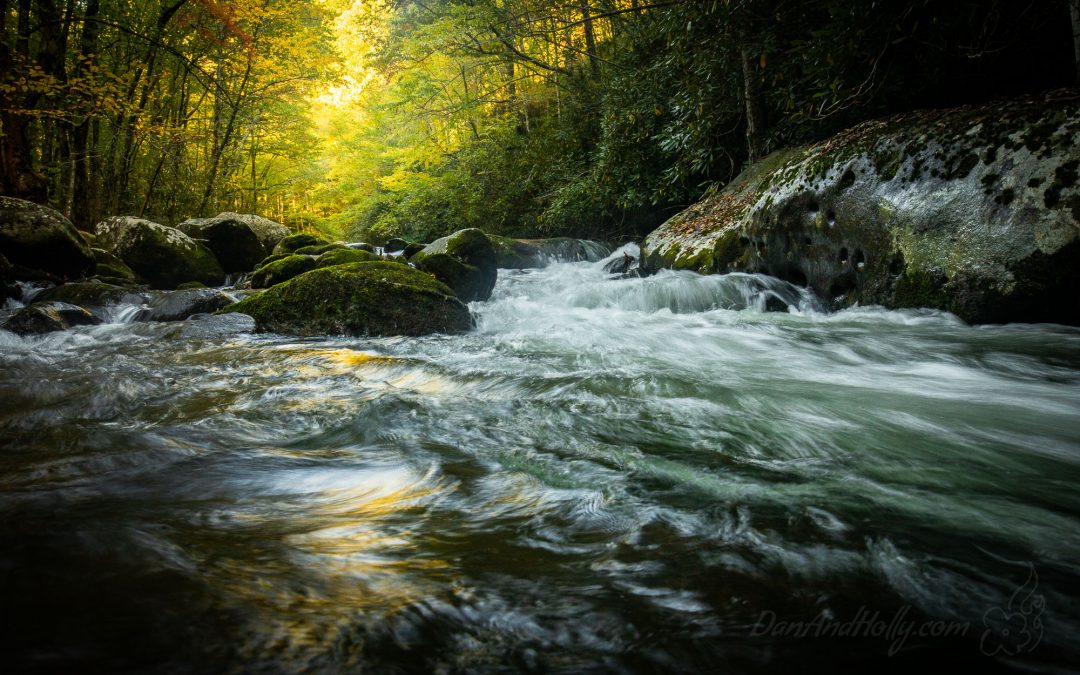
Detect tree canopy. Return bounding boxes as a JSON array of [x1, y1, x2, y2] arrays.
[[1, 0, 1075, 241]]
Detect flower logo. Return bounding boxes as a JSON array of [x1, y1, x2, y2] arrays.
[[980, 564, 1045, 656]]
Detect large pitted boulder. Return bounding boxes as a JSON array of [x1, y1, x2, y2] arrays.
[[642, 96, 1080, 325], [135, 288, 235, 322], [250, 254, 317, 288], [94, 217, 224, 289], [272, 232, 328, 256], [177, 215, 267, 272], [1, 301, 102, 335], [410, 228, 497, 302], [0, 196, 94, 279], [223, 261, 472, 336]]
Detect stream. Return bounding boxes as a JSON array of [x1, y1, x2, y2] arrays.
[[2, 245, 1079, 673]]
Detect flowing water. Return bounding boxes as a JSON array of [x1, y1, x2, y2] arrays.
[[2, 246, 1080, 674]]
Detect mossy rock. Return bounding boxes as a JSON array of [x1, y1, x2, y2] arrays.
[[315, 248, 380, 268], [294, 243, 347, 256], [179, 212, 290, 254], [488, 235, 544, 269], [93, 216, 224, 289], [402, 242, 426, 259], [36, 281, 148, 307], [271, 233, 328, 255], [0, 196, 95, 280], [253, 253, 291, 271], [642, 95, 1080, 324], [222, 261, 472, 336], [384, 237, 409, 253], [411, 228, 497, 301], [249, 254, 317, 288], [176, 281, 207, 290], [90, 247, 138, 283]]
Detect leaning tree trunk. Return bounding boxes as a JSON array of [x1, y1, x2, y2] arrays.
[[739, 40, 766, 164]]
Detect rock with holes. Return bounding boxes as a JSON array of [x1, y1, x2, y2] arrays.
[[94, 217, 224, 289], [642, 95, 1080, 325]]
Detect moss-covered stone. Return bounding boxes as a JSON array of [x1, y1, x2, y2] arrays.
[[254, 252, 291, 270], [176, 281, 207, 289], [249, 254, 317, 288], [411, 228, 497, 301], [179, 212, 290, 254], [642, 95, 1080, 324], [36, 281, 147, 307], [222, 261, 472, 336], [315, 248, 380, 268], [402, 242, 426, 259], [271, 233, 328, 255], [90, 247, 138, 283], [294, 243, 347, 256], [488, 235, 544, 269], [0, 196, 95, 280], [94, 216, 224, 289], [384, 237, 409, 253]]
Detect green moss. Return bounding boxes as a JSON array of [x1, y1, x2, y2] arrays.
[[249, 254, 317, 288], [294, 243, 346, 256], [254, 252, 291, 270], [891, 268, 950, 310], [315, 247, 380, 267], [271, 233, 327, 255], [223, 261, 471, 336]]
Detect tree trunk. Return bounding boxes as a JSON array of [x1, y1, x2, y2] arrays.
[[1071, 0, 1080, 84], [739, 41, 766, 163], [71, 0, 101, 229], [581, 1, 600, 78]]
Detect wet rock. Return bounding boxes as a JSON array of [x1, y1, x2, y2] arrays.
[[271, 233, 327, 255], [642, 96, 1080, 325], [411, 228, 497, 302], [0, 196, 95, 280], [602, 252, 638, 276], [223, 261, 472, 336], [1, 301, 102, 335], [136, 288, 235, 322], [315, 248, 381, 268], [36, 281, 148, 308], [178, 312, 256, 339], [94, 216, 224, 289], [294, 243, 346, 256], [347, 242, 376, 252], [249, 254, 317, 288], [384, 238, 409, 253], [402, 242, 426, 259], [177, 214, 266, 272]]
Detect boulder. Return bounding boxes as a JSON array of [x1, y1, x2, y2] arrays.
[[294, 243, 346, 256], [135, 288, 235, 322], [36, 282, 147, 307], [178, 312, 256, 339], [222, 261, 472, 337], [315, 248, 380, 268], [642, 96, 1080, 325], [180, 212, 290, 253], [348, 242, 376, 253], [94, 217, 224, 289], [488, 235, 544, 269], [410, 228, 497, 302], [90, 248, 139, 283], [402, 242, 426, 259], [384, 237, 409, 253], [249, 254, 317, 288], [177, 215, 266, 272], [1, 301, 102, 335], [272, 233, 328, 255], [0, 196, 95, 279], [253, 253, 292, 270]]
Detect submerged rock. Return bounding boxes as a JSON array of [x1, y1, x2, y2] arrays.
[[94, 217, 224, 289], [223, 261, 472, 336], [1, 301, 102, 335], [411, 228, 497, 302], [136, 288, 235, 322], [272, 233, 327, 256], [178, 312, 256, 339], [642, 96, 1080, 325], [249, 254, 317, 288], [0, 196, 95, 280]]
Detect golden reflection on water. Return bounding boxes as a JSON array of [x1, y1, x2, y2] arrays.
[[208, 462, 457, 665]]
